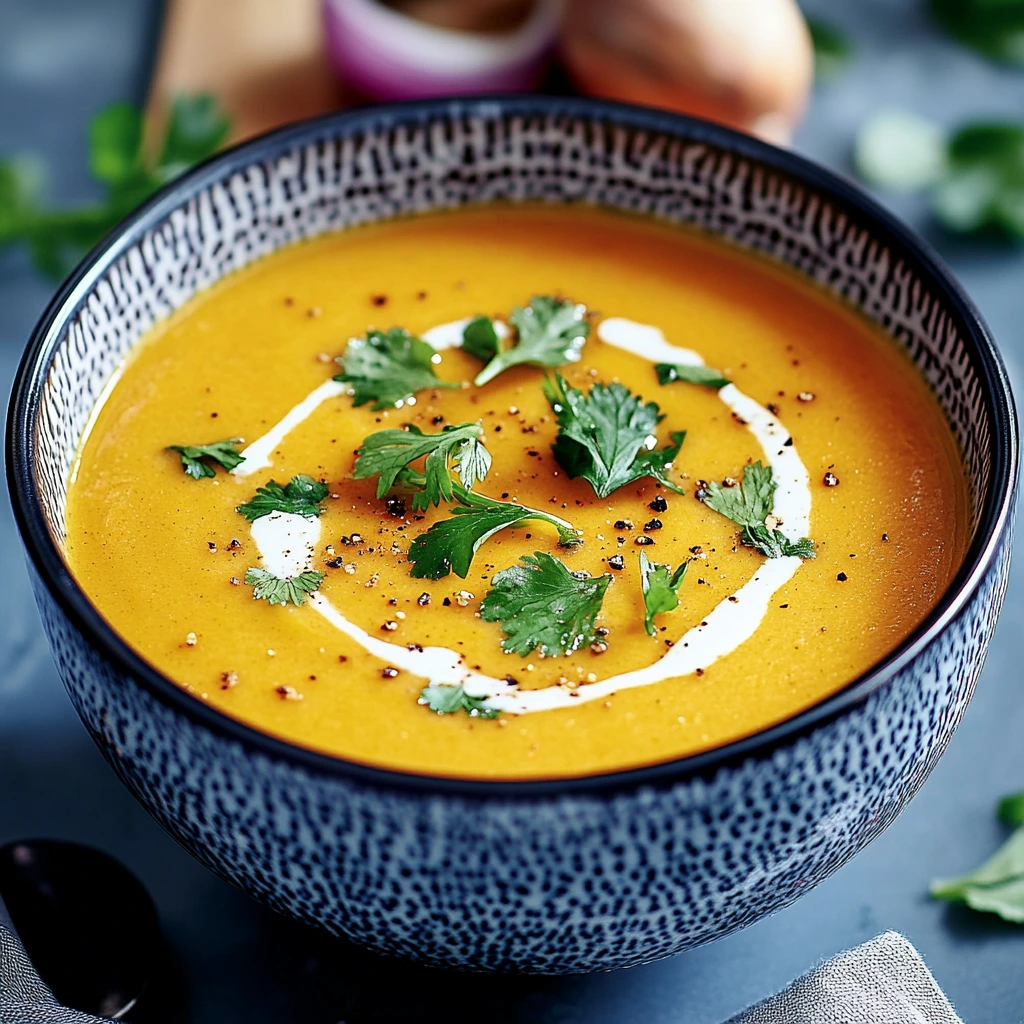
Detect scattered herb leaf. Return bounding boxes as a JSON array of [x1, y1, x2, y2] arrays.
[[472, 297, 589, 386], [702, 462, 815, 559], [418, 682, 499, 719], [244, 568, 325, 607], [999, 791, 1024, 828], [929, 0, 1024, 67], [408, 486, 581, 580], [543, 373, 685, 499], [236, 475, 329, 521], [167, 438, 244, 479], [354, 422, 490, 512], [461, 315, 501, 363], [806, 16, 854, 81], [655, 363, 731, 389], [479, 552, 611, 657], [0, 94, 229, 278], [931, 812, 1024, 924], [639, 551, 690, 637], [335, 327, 457, 410]]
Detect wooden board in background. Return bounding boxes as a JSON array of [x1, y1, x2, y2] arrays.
[[146, 0, 343, 143]]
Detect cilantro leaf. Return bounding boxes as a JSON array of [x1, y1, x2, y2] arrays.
[[334, 327, 457, 411], [543, 373, 685, 499], [236, 475, 329, 521], [461, 316, 501, 362], [244, 567, 324, 607], [702, 462, 815, 559], [353, 422, 490, 512], [418, 682, 499, 719], [0, 94, 229, 278], [167, 438, 244, 479], [806, 16, 854, 81], [931, 825, 1024, 923], [1000, 792, 1024, 828], [639, 551, 689, 636], [407, 487, 581, 580], [473, 296, 589, 386], [655, 362, 730, 389], [479, 552, 611, 657]]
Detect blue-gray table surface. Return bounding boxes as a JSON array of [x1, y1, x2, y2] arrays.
[[2, 1, 1023, 1021]]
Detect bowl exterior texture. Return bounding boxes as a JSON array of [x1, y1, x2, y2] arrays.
[[14, 99, 1016, 972]]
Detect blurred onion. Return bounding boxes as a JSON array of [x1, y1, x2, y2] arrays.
[[561, 0, 813, 144]]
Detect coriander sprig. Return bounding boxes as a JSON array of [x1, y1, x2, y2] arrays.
[[701, 462, 815, 559], [335, 327, 457, 410], [639, 551, 690, 636], [418, 682, 499, 719], [167, 438, 244, 479], [468, 296, 589, 386], [236, 475, 329, 521], [353, 422, 491, 512], [244, 567, 324, 606], [543, 373, 686, 499], [655, 363, 730, 389], [479, 551, 611, 657], [407, 486, 581, 580]]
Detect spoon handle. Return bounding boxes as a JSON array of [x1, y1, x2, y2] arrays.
[[0, 893, 112, 1023]]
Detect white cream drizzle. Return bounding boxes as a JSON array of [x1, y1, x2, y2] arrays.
[[242, 317, 812, 715]]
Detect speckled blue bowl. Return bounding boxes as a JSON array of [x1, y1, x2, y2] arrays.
[[7, 97, 1018, 974]]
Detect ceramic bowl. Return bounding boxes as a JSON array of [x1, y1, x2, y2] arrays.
[[8, 97, 1017, 974]]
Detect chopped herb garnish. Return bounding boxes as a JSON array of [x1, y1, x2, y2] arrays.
[[930, 791, 1024, 923], [353, 422, 490, 513], [471, 297, 589, 386], [543, 373, 685, 499], [479, 551, 611, 657], [407, 486, 581, 580], [334, 327, 457, 410], [461, 315, 501, 363], [236, 475, 329, 521], [655, 363, 730, 389], [639, 551, 690, 636], [0, 94, 229, 279], [418, 682, 499, 719], [244, 568, 324, 606], [701, 462, 815, 559], [167, 438, 244, 479]]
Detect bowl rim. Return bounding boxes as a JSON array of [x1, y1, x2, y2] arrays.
[[7, 95, 1018, 799]]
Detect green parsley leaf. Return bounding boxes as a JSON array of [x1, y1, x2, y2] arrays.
[[334, 327, 457, 411], [472, 297, 589, 386], [167, 438, 244, 479], [353, 422, 490, 512], [479, 552, 611, 657], [930, 824, 1024, 923], [929, 0, 1024, 67], [639, 551, 689, 637], [244, 567, 325, 607], [806, 16, 854, 81], [543, 373, 685, 499], [407, 486, 581, 580], [999, 792, 1024, 828], [702, 462, 815, 559], [0, 94, 229, 278], [236, 475, 329, 521], [461, 316, 501, 363], [655, 363, 731, 389], [418, 682, 499, 719]]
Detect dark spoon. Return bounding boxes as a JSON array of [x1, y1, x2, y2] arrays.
[[0, 839, 161, 1019]]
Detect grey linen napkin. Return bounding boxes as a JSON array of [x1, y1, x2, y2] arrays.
[[727, 931, 963, 1024]]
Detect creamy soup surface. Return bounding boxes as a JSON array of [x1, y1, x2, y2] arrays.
[[65, 206, 968, 779]]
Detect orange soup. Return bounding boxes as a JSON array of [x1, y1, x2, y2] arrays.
[[65, 206, 968, 779]]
